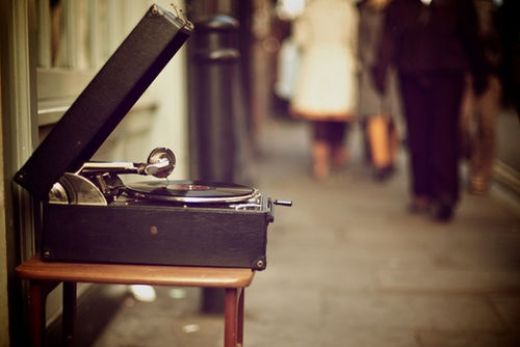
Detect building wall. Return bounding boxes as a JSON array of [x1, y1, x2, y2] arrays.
[[0, 60, 10, 347]]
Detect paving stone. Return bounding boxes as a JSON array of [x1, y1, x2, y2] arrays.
[[322, 292, 506, 332], [378, 268, 520, 293], [92, 287, 223, 347], [252, 261, 379, 292], [417, 330, 520, 347], [318, 328, 420, 347], [246, 322, 420, 347], [246, 286, 322, 326], [489, 295, 520, 332]]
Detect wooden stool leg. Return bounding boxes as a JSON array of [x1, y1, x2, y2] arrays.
[[29, 282, 45, 347], [237, 289, 244, 346], [28, 281, 59, 347], [62, 282, 77, 347], [224, 288, 244, 347]]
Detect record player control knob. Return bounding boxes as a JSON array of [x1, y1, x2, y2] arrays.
[[145, 147, 176, 178]]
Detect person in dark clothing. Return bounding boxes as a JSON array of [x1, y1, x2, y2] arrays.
[[373, 0, 488, 222]]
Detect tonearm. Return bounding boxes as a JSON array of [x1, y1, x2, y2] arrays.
[[49, 147, 176, 206]]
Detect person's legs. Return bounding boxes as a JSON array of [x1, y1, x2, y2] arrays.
[[399, 75, 433, 209], [469, 75, 500, 193], [311, 121, 331, 179], [460, 75, 476, 161], [329, 121, 349, 169], [387, 117, 399, 165], [429, 72, 465, 220], [367, 114, 396, 180]]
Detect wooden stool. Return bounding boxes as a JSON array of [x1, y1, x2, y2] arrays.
[[16, 256, 254, 347]]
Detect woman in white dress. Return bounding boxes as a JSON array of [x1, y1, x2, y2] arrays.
[[290, 0, 359, 179]]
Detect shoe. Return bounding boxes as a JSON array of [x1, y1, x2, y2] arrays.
[[312, 161, 330, 180], [373, 165, 395, 182], [468, 177, 489, 195], [332, 147, 349, 170], [430, 203, 454, 222], [312, 141, 330, 180], [407, 196, 430, 214]]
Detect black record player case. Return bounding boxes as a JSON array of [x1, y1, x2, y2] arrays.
[[42, 200, 272, 270], [13, 4, 277, 270]]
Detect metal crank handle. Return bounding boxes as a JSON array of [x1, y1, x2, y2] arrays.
[[267, 199, 293, 224], [273, 199, 293, 207]]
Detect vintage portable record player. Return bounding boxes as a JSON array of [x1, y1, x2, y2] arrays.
[[14, 4, 291, 270]]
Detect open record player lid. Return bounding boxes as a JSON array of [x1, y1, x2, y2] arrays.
[[14, 4, 193, 200]]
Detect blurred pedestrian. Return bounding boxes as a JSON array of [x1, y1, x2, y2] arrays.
[[357, 0, 400, 181], [460, 0, 503, 194], [373, 0, 489, 221], [290, 0, 359, 179]]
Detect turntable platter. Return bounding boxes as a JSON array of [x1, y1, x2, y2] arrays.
[[126, 180, 259, 203]]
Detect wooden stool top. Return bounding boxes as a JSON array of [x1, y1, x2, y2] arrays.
[[16, 256, 254, 288]]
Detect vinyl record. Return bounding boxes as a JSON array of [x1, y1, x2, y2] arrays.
[[126, 180, 259, 203]]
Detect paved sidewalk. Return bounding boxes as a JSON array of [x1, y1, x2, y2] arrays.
[[93, 118, 520, 347]]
